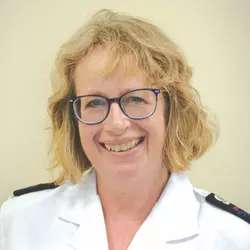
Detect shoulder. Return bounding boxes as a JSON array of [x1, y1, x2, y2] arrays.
[[193, 188, 250, 249], [1, 171, 96, 218], [0, 176, 95, 250], [0, 181, 74, 217]]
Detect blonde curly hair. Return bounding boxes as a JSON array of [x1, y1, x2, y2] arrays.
[[48, 9, 219, 184]]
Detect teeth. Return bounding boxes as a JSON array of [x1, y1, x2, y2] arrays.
[[127, 141, 132, 150], [104, 138, 142, 152], [120, 144, 126, 151], [131, 140, 136, 148]]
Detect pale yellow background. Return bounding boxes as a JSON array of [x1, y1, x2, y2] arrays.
[[0, 0, 249, 210]]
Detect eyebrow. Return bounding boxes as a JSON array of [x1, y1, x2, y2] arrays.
[[83, 87, 139, 97]]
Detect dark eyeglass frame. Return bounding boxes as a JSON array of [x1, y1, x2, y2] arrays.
[[69, 88, 164, 125]]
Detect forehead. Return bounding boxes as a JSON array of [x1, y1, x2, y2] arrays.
[[74, 47, 152, 95]]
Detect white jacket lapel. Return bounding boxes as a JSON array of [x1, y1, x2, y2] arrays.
[[128, 173, 200, 250], [57, 171, 108, 250]]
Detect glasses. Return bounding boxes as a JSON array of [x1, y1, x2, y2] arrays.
[[69, 88, 162, 125]]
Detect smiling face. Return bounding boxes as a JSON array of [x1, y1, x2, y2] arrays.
[[74, 47, 167, 182]]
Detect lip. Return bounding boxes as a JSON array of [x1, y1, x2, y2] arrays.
[[97, 137, 146, 157]]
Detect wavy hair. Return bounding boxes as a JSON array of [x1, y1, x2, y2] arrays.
[[48, 9, 219, 184]]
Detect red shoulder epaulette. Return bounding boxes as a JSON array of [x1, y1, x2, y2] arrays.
[[206, 193, 250, 224], [13, 182, 59, 197]]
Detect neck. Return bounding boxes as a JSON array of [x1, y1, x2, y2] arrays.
[[96, 167, 169, 222]]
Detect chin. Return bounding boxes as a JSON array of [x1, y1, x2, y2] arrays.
[[113, 161, 148, 180]]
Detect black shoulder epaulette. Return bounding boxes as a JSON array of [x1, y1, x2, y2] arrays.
[[206, 193, 250, 224], [13, 182, 59, 197]]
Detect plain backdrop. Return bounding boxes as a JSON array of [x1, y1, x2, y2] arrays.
[[0, 0, 249, 210]]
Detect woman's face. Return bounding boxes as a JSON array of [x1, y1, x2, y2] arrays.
[[74, 47, 167, 182]]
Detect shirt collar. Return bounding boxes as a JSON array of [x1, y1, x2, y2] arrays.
[[58, 170, 200, 242], [58, 170, 98, 225], [150, 172, 200, 242]]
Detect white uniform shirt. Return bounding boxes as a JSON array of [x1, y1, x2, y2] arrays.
[[1, 171, 250, 250]]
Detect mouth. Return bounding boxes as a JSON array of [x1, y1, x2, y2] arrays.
[[100, 137, 145, 153]]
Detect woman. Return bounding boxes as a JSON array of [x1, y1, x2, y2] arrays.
[[1, 9, 249, 250]]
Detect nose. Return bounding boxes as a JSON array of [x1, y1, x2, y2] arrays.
[[103, 103, 130, 135]]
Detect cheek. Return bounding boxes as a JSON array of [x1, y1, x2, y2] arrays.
[[147, 104, 167, 148], [78, 123, 98, 151], [139, 113, 166, 147]]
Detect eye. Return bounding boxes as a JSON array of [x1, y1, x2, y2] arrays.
[[86, 98, 106, 108], [128, 96, 145, 103]]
